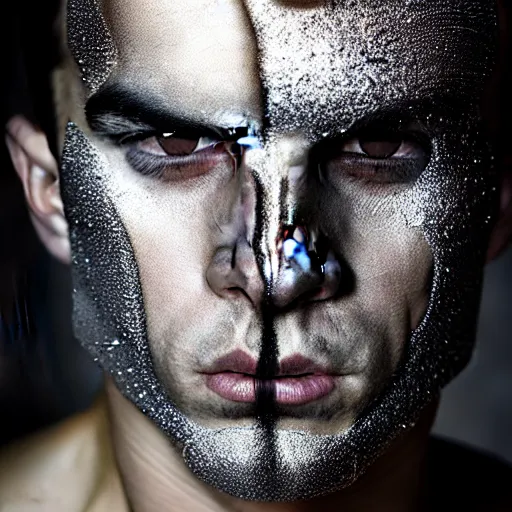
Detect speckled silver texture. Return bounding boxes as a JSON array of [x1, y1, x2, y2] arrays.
[[62, 0, 499, 502], [67, 0, 117, 93]]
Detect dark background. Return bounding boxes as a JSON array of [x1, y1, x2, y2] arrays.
[[434, 252, 512, 464]]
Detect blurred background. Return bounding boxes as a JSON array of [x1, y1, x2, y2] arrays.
[[0, 1, 511, 466], [434, 254, 512, 464]]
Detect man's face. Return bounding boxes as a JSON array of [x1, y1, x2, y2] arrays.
[[60, 0, 498, 500]]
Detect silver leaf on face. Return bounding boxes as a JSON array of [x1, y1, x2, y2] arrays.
[[67, 0, 117, 93]]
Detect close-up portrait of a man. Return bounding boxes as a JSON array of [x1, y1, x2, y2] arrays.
[[1, 0, 512, 510]]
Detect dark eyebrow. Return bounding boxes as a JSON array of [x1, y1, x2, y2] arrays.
[[85, 82, 248, 142]]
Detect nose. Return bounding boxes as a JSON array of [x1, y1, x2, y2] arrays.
[[271, 225, 341, 309], [206, 237, 265, 307]]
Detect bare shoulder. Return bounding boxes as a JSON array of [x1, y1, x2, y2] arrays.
[[0, 402, 110, 512]]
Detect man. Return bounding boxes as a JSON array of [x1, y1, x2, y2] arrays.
[[1, 0, 512, 510]]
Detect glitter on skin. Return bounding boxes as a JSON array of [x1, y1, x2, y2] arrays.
[[67, 0, 118, 93]]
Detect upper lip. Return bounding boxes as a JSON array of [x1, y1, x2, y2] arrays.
[[203, 349, 332, 377]]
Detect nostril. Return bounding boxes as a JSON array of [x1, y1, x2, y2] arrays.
[[207, 240, 264, 306], [226, 286, 256, 306], [272, 226, 348, 308]]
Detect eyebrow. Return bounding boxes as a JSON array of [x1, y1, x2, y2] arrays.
[[85, 82, 249, 142]]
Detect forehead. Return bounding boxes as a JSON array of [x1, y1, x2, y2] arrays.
[[101, 0, 262, 124], [74, 0, 497, 134]]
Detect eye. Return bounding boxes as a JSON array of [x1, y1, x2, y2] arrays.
[[320, 128, 431, 185], [340, 133, 420, 160], [138, 133, 219, 156], [123, 133, 239, 181]]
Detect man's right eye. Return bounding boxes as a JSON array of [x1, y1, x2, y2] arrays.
[[122, 133, 237, 181], [138, 134, 219, 156]]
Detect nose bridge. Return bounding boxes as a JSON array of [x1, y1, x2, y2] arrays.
[[246, 134, 343, 309], [208, 133, 341, 310], [245, 135, 310, 292]]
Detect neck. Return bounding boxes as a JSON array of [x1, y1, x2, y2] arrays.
[[104, 378, 436, 512]]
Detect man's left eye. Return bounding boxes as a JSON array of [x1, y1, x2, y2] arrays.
[[340, 135, 419, 159], [320, 128, 431, 185]]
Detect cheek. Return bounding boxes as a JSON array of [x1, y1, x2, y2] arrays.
[[320, 184, 433, 332], [352, 226, 432, 329], [102, 154, 240, 340]]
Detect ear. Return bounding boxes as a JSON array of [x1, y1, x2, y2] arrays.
[[487, 160, 512, 262], [5, 115, 70, 264]]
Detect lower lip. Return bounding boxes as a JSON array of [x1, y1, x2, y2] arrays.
[[205, 373, 335, 405]]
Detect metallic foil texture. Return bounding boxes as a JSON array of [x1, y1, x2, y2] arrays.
[[67, 0, 117, 93]]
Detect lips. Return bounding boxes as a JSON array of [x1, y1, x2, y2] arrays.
[[204, 350, 336, 405]]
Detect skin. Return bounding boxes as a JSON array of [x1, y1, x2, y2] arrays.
[[2, 0, 512, 510]]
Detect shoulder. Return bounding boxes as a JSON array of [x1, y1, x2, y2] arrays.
[[426, 436, 512, 511], [0, 404, 105, 512]]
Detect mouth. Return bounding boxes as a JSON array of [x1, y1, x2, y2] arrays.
[[203, 350, 336, 406]]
